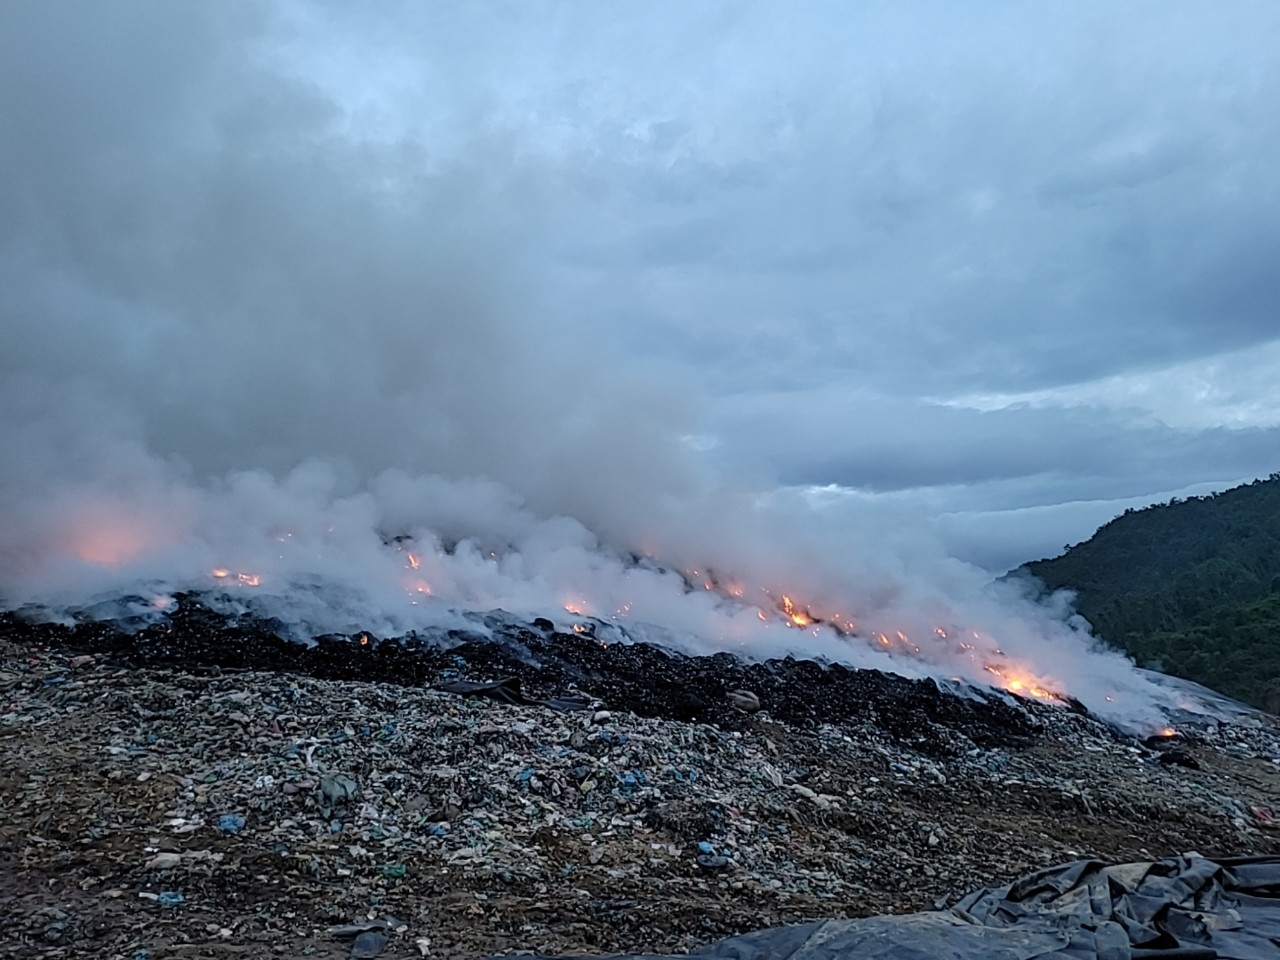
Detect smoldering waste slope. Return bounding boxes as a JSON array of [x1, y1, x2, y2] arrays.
[[0, 593, 1048, 751], [0, 603, 1278, 958]]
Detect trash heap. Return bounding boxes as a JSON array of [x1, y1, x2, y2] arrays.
[[0, 604, 1278, 958]]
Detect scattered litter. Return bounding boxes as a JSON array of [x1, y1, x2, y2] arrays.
[[1, 625, 1278, 959]]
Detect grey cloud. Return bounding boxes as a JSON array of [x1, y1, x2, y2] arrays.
[[710, 388, 1280, 505]]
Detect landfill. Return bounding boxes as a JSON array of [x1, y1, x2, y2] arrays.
[[2, 601, 1279, 959]]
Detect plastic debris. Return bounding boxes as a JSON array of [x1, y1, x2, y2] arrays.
[[320, 773, 360, 808], [327, 918, 399, 938], [2, 631, 1278, 958], [727, 690, 761, 713], [351, 931, 389, 958]]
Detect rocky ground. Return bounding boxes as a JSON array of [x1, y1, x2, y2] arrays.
[[2, 618, 1279, 959]]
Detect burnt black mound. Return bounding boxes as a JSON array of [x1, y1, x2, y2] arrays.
[[0, 593, 1050, 754]]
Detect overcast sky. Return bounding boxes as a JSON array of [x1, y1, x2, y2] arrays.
[[4, 1, 1279, 574]]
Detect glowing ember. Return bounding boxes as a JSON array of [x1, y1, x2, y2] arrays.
[[211, 569, 259, 586], [982, 663, 1060, 702], [358, 633, 370, 646], [563, 600, 588, 616], [406, 552, 421, 570], [1160, 726, 1178, 738], [571, 623, 588, 634], [780, 595, 813, 627]]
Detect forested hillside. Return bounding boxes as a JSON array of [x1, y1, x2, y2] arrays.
[[1018, 474, 1280, 710]]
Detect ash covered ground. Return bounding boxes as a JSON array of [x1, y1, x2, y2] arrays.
[[1, 598, 1278, 959]]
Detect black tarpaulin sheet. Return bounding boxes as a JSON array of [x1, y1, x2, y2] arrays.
[[521, 855, 1280, 960]]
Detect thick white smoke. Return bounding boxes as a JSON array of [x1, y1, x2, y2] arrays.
[[0, 3, 1190, 730]]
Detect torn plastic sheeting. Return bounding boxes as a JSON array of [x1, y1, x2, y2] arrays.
[[518, 855, 1280, 960]]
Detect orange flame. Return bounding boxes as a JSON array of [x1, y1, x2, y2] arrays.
[[406, 552, 421, 570], [983, 663, 1060, 702], [780, 595, 813, 627], [210, 568, 259, 586]]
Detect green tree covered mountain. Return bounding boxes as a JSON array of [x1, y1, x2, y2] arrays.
[[1016, 473, 1280, 710]]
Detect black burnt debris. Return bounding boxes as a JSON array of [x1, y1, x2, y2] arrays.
[[0, 592, 1043, 753]]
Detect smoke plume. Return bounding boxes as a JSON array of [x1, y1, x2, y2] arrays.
[[0, 3, 1195, 730]]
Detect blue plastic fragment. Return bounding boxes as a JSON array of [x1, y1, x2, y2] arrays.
[[217, 814, 246, 832]]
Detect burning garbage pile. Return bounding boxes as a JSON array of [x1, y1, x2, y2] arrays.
[[1, 591, 1052, 753], [0, 518, 1220, 745], [0, 452, 1207, 736], [2, 528, 1277, 959]]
